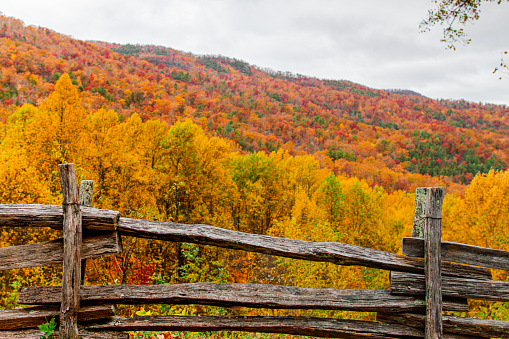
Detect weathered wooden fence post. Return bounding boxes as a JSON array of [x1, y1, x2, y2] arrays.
[[58, 164, 82, 339], [412, 187, 444, 339], [79, 180, 94, 285], [412, 188, 427, 238], [424, 187, 444, 339]]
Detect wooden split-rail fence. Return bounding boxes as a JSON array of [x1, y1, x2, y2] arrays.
[[1, 163, 509, 338]]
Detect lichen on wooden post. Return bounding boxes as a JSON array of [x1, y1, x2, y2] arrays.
[[411, 188, 428, 238], [58, 163, 82, 339], [79, 180, 94, 207]]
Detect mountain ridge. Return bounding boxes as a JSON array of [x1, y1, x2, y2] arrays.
[[0, 14, 508, 192]]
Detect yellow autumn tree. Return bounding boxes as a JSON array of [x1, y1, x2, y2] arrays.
[[154, 119, 235, 224], [444, 169, 509, 249], [0, 104, 55, 204], [21, 73, 88, 193], [82, 108, 122, 206], [100, 113, 156, 215], [0, 105, 16, 141]]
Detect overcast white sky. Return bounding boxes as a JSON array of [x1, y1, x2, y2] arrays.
[[2, 0, 509, 105]]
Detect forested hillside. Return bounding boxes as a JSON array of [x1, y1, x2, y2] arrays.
[[1, 15, 508, 191], [2, 14, 509, 330]]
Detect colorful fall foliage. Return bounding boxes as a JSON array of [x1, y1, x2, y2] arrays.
[[1, 14, 509, 329], [1, 14, 508, 191]]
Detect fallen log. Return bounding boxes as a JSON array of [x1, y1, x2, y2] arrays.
[[0, 204, 119, 230], [403, 237, 509, 270], [378, 312, 509, 338], [391, 271, 509, 301], [17, 282, 468, 312], [117, 217, 491, 280], [0, 231, 121, 271], [0, 305, 115, 330]]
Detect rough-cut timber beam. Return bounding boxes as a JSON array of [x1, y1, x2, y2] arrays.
[[422, 187, 443, 339], [391, 271, 509, 301], [89, 315, 423, 338], [17, 282, 469, 312], [117, 217, 491, 280], [0, 231, 121, 271], [86, 315, 473, 339], [0, 204, 119, 230], [79, 179, 95, 285], [0, 305, 115, 330], [403, 237, 509, 270], [0, 329, 128, 339], [378, 312, 509, 338], [58, 163, 82, 339]]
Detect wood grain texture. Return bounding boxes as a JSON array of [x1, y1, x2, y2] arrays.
[[79, 180, 95, 285], [0, 231, 121, 271], [0, 204, 119, 230], [79, 181, 94, 207], [86, 315, 474, 339], [378, 312, 509, 338], [59, 163, 81, 339], [391, 271, 509, 301], [0, 305, 115, 330], [411, 187, 428, 238], [424, 187, 443, 339], [117, 217, 491, 280], [0, 329, 128, 339], [403, 237, 509, 270], [88, 315, 422, 338], [17, 282, 469, 312]]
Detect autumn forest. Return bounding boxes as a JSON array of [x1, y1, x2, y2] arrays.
[[1, 14, 509, 336]]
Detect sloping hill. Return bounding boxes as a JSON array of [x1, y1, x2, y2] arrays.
[[0, 14, 507, 190]]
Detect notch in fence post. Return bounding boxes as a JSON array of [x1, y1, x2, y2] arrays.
[[58, 163, 82, 339], [79, 180, 94, 285], [413, 187, 444, 339]]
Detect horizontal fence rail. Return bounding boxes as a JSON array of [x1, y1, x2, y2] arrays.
[[0, 206, 494, 280], [0, 305, 115, 330], [0, 204, 119, 230], [16, 283, 469, 313], [403, 236, 509, 270], [391, 271, 509, 301], [88, 315, 427, 339], [0, 231, 120, 270], [2, 178, 509, 339], [0, 329, 128, 339], [378, 312, 509, 338], [117, 217, 492, 280], [86, 315, 478, 339]]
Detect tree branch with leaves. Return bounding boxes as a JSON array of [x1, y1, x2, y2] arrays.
[[421, 0, 508, 77]]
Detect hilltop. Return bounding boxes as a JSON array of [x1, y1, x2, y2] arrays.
[[0, 14, 508, 193]]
